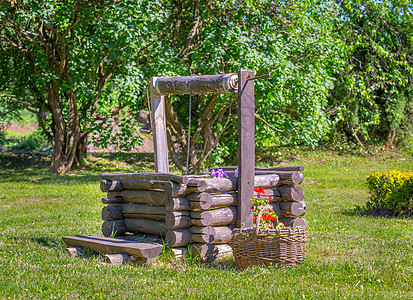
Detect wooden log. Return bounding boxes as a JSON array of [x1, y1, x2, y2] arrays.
[[104, 253, 131, 265], [267, 202, 282, 217], [254, 189, 281, 202], [222, 170, 303, 186], [65, 247, 84, 258], [124, 218, 168, 236], [102, 205, 123, 221], [279, 200, 306, 217], [277, 185, 304, 201], [102, 197, 124, 204], [62, 235, 163, 259], [100, 173, 188, 184], [117, 190, 168, 206], [165, 197, 191, 211], [154, 73, 238, 95], [102, 220, 127, 237], [100, 179, 187, 197], [190, 207, 237, 226], [165, 211, 191, 228], [216, 166, 304, 172], [151, 76, 169, 173], [188, 192, 238, 210], [166, 229, 191, 247], [100, 180, 122, 192], [189, 243, 232, 263], [121, 203, 167, 215], [107, 191, 122, 198], [187, 192, 213, 209], [170, 247, 188, 259], [190, 226, 234, 244], [278, 217, 307, 229], [187, 174, 279, 193], [122, 213, 166, 221]]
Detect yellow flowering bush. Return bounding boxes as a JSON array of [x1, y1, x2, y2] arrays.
[[366, 170, 413, 216]]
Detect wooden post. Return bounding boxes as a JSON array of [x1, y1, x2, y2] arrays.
[[237, 70, 255, 228], [150, 77, 169, 173]]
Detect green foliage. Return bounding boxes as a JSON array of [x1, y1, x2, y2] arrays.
[[328, 0, 413, 147], [366, 170, 413, 215]]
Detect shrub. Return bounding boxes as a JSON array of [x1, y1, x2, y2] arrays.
[[366, 170, 413, 216]]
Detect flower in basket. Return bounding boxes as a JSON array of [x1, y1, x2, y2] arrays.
[[251, 187, 284, 230]]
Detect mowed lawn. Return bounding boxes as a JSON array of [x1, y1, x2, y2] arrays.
[[0, 150, 412, 299]]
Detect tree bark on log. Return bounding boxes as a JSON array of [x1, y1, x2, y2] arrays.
[[165, 211, 191, 228], [102, 220, 127, 237], [114, 190, 169, 206], [124, 218, 168, 236], [100, 179, 187, 197], [278, 217, 307, 229], [190, 226, 234, 244], [62, 235, 163, 259], [154, 74, 238, 95], [122, 213, 166, 221], [277, 185, 304, 201], [190, 207, 237, 226], [102, 205, 123, 221], [100, 173, 188, 184], [102, 197, 124, 204], [279, 200, 307, 217], [121, 203, 167, 215], [189, 243, 232, 263], [216, 166, 304, 172], [165, 197, 191, 211], [166, 229, 191, 247]]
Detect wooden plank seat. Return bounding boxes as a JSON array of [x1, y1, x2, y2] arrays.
[[62, 235, 163, 259]]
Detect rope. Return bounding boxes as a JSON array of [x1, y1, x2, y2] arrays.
[[185, 78, 192, 175]]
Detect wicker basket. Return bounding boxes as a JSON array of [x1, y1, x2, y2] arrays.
[[230, 207, 307, 270]]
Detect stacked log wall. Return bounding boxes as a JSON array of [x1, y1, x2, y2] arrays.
[[99, 167, 306, 261]]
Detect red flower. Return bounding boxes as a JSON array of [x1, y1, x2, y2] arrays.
[[250, 206, 254, 210], [269, 196, 272, 200], [254, 187, 265, 194], [253, 217, 257, 223]]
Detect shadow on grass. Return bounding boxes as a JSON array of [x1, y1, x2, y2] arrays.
[[0, 151, 157, 184]]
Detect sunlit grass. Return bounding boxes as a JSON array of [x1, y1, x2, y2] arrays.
[[0, 150, 412, 299]]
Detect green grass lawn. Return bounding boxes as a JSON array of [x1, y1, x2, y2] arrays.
[[0, 150, 412, 299]]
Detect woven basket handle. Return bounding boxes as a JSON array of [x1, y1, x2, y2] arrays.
[[255, 206, 279, 236]]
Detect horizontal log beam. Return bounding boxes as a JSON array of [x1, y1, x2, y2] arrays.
[[190, 206, 237, 226], [102, 220, 127, 237], [279, 200, 307, 217], [102, 197, 124, 204], [215, 166, 304, 172], [278, 217, 307, 229], [190, 226, 234, 244], [100, 173, 188, 184], [100, 180, 187, 197], [165, 211, 191, 228], [166, 229, 191, 247], [154, 74, 238, 95], [165, 197, 191, 211], [102, 205, 123, 221], [110, 190, 168, 206], [124, 218, 168, 236], [187, 174, 280, 193]]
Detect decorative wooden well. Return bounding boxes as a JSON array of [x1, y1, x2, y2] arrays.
[[65, 70, 307, 263]]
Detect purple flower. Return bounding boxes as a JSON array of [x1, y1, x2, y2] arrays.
[[211, 168, 228, 178], [234, 168, 238, 177]]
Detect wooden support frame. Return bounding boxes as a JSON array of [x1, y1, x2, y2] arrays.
[[237, 70, 255, 227], [150, 77, 169, 173], [150, 71, 255, 228]]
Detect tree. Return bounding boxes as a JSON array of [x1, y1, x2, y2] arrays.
[[0, 0, 162, 173], [155, 0, 345, 171], [329, 0, 413, 148]]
